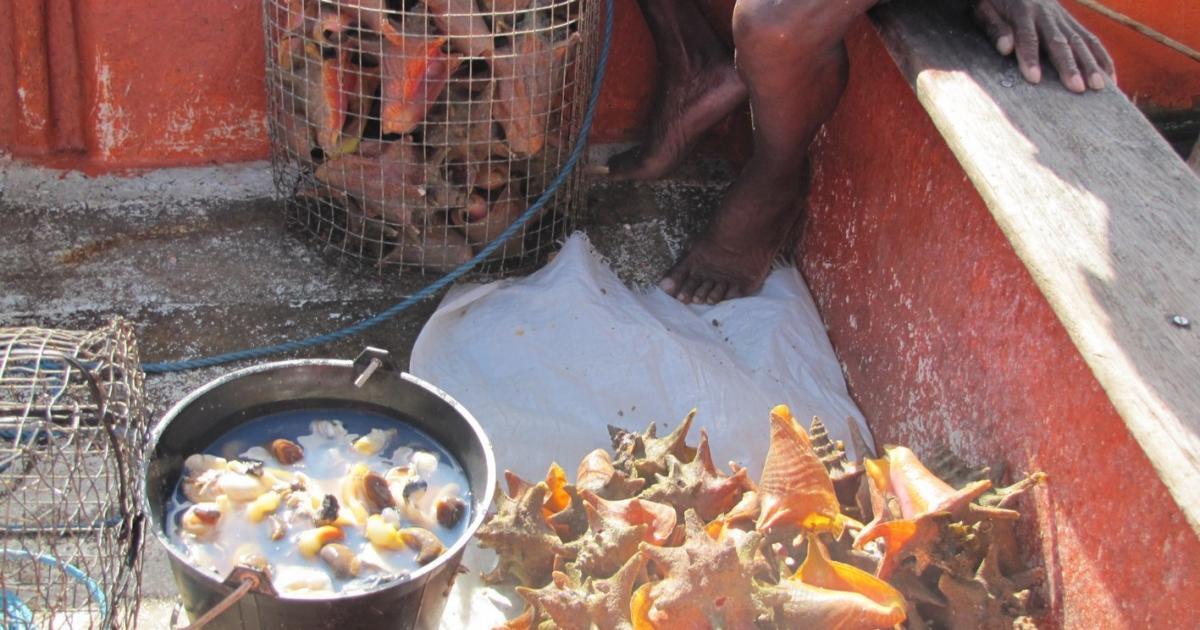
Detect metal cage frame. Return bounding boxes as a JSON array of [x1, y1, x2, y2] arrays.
[[263, 0, 601, 275], [0, 320, 147, 629]]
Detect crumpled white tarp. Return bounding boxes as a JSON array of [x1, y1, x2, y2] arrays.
[[412, 233, 872, 627], [411, 233, 871, 480]]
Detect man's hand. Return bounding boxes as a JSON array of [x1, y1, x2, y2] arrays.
[[974, 0, 1115, 93]]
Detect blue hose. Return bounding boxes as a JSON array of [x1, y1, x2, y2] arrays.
[[0, 548, 108, 629], [143, 0, 616, 375]]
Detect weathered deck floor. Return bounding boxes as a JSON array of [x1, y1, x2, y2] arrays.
[[0, 153, 733, 625]]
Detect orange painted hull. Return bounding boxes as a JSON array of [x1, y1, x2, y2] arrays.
[[799, 21, 1200, 628]]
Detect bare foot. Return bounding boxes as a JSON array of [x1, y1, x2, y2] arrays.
[[660, 160, 802, 303], [607, 61, 747, 181]]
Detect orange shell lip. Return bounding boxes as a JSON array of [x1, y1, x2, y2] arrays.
[[756, 405, 845, 537]]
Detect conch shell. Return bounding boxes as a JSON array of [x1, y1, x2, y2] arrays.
[[380, 32, 462, 135], [853, 445, 996, 577], [383, 223, 475, 273], [576, 448, 645, 500], [475, 482, 574, 585], [638, 428, 752, 522], [315, 140, 441, 226], [542, 463, 589, 541], [490, 32, 579, 157], [515, 552, 648, 630], [579, 490, 676, 546], [756, 405, 845, 538], [563, 503, 647, 580], [635, 510, 765, 628], [609, 410, 698, 478], [756, 536, 907, 629], [452, 184, 540, 258], [422, 0, 495, 56]]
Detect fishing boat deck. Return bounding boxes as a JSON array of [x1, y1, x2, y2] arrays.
[[0, 150, 732, 625], [1, 0, 1198, 626]]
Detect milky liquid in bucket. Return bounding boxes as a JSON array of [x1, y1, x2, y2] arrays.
[[164, 408, 472, 598]]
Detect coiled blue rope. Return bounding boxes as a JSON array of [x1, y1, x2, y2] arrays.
[[143, 0, 615, 375]]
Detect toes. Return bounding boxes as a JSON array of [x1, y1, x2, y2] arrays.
[[706, 281, 729, 304], [660, 262, 690, 299], [659, 276, 679, 297], [725, 285, 744, 300], [692, 280, 717, 305], [678, 274, 705, 304]]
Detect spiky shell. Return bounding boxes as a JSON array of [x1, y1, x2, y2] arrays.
[[476, 482, 574, 586], [577, 449, 646, 500], [609, 410, 698, 478], [517, 572, 589, 630], [543, 464, 590, 542], [564, 504, 648, 580], [809, 417, 850, 477], [520, 553, 649, 630], [635, 510, 767, 628], [639, 430, 753, 523], [580, 490, 676, 546]]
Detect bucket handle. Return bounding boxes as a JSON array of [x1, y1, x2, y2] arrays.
[[352, 346, 396, 387], [180, 567, 276, 629]]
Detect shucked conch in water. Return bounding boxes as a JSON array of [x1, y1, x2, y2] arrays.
[[274, 0, 583, 266], [482, 405, 1049, 629]]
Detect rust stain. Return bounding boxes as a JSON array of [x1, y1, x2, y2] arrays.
[[58, 213, 261, 265]]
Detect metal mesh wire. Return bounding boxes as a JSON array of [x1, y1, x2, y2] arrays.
[[0, 320, 146, 629], [263, 0, 600, 274]]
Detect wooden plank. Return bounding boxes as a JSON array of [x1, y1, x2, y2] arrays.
[[870, 0, 1200, 533]]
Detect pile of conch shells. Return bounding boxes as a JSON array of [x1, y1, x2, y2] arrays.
[[478, 405, 1048, 629], [277, 0, 580, 269]]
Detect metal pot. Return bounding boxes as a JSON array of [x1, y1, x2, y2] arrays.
[[142, 348, 496, 630]]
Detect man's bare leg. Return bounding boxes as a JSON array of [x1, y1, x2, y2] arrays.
[[605, 0, 748, 181], [661, 0, 877, 304]]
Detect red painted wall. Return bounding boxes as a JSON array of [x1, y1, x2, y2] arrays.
[[0, 0, 665, 172], [0, 0, 269, 170], [1, 0, 1191, 171], [72, 1, 270, 167], [799, 21, 1200, 628]]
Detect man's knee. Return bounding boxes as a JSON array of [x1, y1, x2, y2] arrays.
[[732, 0, 875, 51]]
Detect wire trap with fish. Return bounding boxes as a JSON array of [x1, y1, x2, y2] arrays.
[[264, 0, 600, 274], [0, 320, 147, 629]]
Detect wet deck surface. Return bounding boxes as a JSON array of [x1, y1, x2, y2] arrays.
[[0, 154, 732, 625]]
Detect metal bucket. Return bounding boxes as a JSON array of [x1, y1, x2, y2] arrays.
[[142, 348, 496, 630]]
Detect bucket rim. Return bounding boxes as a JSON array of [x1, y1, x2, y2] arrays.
[[140, 356, 497, 602]]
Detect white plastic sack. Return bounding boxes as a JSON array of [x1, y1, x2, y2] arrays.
[[412, 233, 873, 627], [411, 232, 871, 479]]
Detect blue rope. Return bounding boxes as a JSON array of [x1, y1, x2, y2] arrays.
[[143, 2, 615, 375], [0, 548, 108, 628]]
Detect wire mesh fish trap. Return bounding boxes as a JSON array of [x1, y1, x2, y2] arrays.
[[263, 0, 600, 274], [0, 320, 147, 629]]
